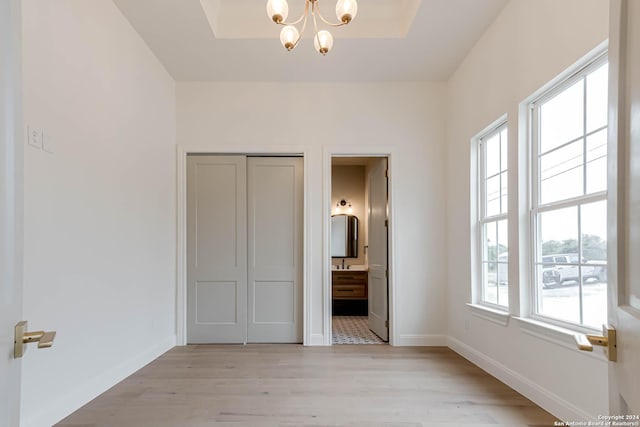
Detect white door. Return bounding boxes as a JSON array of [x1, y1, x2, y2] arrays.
[[608, 0, 640, 413], [368, 158, 388, 341], [0, 0, 23, 424], [187, 156, 248, 343], [247, 157, 303, 343]]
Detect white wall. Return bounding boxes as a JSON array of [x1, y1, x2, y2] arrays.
[[21, 1, 176, 426], [446, 0, 609, 421], [177, 82, 448, 346]]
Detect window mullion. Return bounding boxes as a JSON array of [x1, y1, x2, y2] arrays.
[[499, 131, 503, 214], [579, 76, 588, 325], [538, 134, 588, 157], [533, 106, 541, 209], [533, 191, 607, 214], [480, 141, 486, 221], [577, 205, 584, 324], [482, 212, 508, 223], [583, 77, 588, 197], [495, 221, 500, 305]]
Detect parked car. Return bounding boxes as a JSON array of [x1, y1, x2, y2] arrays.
[[541, 253, 604, 287]]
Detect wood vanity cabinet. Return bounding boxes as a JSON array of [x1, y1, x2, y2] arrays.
[[332, 271, 368, 300]]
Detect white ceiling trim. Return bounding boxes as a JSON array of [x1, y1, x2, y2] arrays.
[[202, 0, 422, 39], [113, 0, 509, 82]]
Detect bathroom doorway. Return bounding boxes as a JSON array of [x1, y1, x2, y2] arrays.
[[330, 156, 389, 345]]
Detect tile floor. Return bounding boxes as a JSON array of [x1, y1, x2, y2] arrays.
[[332, 315, 386, 344]]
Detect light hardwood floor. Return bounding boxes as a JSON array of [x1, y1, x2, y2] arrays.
[[56, 345, 556, 427]]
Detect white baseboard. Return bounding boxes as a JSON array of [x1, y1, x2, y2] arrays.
[[395, 334, 447, 346], [307, 333, 325, 346], [447, 336, 593, 422], [21, 335, 176, 427]]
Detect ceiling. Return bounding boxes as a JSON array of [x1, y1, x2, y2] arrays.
[[113, 0, 508, 82]]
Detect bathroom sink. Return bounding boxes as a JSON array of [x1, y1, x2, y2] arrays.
[[332, 264, 368, 271]]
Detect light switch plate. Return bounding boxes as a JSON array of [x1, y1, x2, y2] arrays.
[[28, 126, 43, 149]]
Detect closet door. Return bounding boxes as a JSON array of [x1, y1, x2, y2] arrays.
[[247, 157, 303, 343], [187, 155, 247, 343]]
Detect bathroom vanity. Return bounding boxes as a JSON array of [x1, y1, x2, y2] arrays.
[[332, 269, 368, 315], [332, 270, 368, 300]]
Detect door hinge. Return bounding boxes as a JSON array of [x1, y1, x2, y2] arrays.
[[385, 219, 388, 227], [385, 169, 389, 178], [385, 320, 389, 328], [385, 270, 388, 278]]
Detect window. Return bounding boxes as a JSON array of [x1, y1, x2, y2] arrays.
[[530, 53, 608, 330], [477, 122, 508, 308]]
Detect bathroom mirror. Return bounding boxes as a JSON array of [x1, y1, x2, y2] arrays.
[[331, 214, 358, 258]]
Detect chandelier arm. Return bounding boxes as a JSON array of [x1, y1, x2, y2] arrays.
[[274, 0, 309, 26], [290, 6, 308, 50], [311, 2, 320, 38], [314, 1, 348, 27], [276, 12, 307, 25]]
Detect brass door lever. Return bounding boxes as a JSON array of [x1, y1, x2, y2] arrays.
[[14, 321, 56, 358], [574, 325, 616, 362]]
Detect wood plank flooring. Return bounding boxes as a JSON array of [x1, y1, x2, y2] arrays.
[[56, 345, 556, 427]]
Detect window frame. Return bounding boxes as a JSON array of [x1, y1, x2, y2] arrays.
[[528, 51, 609, 332], [476, 120, 509, 310]]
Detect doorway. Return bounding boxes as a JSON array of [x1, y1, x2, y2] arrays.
[[330, 156, 389, 345]]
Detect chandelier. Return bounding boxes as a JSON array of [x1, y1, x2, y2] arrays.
[[266, 0, 358, 55]]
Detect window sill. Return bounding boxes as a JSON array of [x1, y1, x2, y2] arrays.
[[466, 303, 510, 326], [514, 317, 607, 361]]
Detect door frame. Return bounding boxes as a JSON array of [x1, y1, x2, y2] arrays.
[[176, 145, 311, 345], [323, 147, 397, 346], [0, 0, 24, 424], [607, 0, 625, 410], [607, 0, 640, 412]]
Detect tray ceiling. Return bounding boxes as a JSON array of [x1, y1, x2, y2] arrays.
[[113, 0, 508, 81]]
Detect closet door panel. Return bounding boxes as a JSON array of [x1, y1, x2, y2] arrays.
[[187, 155, 247, 343], [247, 157, 303, 343]]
